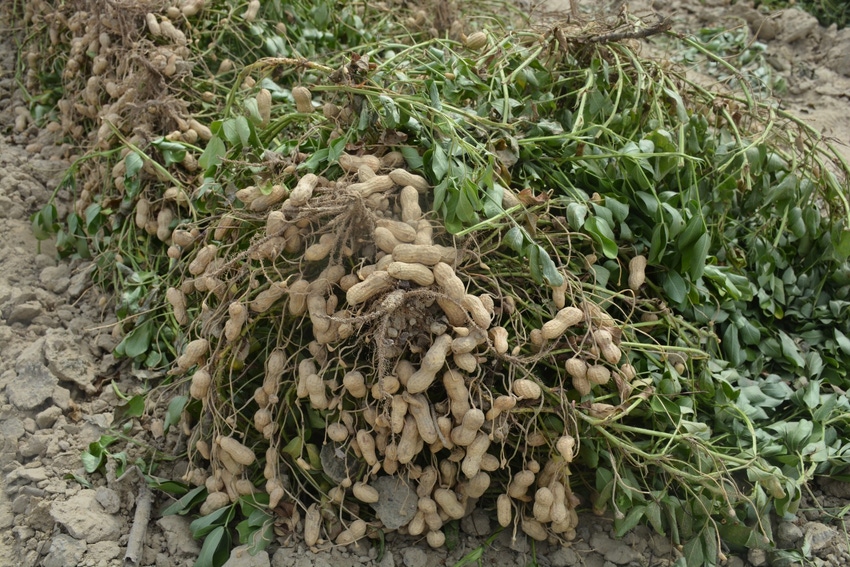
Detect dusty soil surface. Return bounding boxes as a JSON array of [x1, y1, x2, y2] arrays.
[[1, 1, 849, 567]]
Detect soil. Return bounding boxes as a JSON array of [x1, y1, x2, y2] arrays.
[[1, 1, 849, 567]]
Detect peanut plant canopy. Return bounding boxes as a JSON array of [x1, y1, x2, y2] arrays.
[[17, 0, 850, 565]]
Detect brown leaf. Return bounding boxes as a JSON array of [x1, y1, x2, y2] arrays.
[[517, 188, 549, 205]]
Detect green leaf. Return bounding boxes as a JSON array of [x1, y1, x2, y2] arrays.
[[663, 270, 688, 305], [199, 136, 226, 171], [81, 450, 105, 473], [193, 526, 230, 567], [584, 216, 618, 259], [165, 395, 188, 433], [483, 182, 504, 218], [645, 501, 665, 535], [778, 331, 805, 368], [614, 505, 645, 537], [566, 202, 588, 230], [125, 152, 143, 177], [431, 144, 449, 182], [161, 485, 207, 516], [116, 320, 154, 360], [504, 227, 525, 253], [113, 394, 145, 423], [400, 146, 423, 170], [683, 232, 710, 280], [190, 506, 233, 539], [682, 535, 704, 566], [536, 246, 564, 287]]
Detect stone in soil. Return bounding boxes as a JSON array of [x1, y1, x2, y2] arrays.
[[223, 544, 271, 567], [157, 515, 201, 557], [802, 522, 838, 552], [49, 489, 123, 543], [5, 361, 57, 411], [589, 532, 641, 565], [44, 328, 98, 394], [42, 533, 86, 567]]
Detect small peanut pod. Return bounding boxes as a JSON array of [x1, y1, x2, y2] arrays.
[[288, 279, 311, 315], [620, 363, 637, 381], [552, 277, 568, 309], [453, 353, 477, 373], [461, 432, 491, 479], [508, 470, 536, 499], [550, 482, 568, 524], [397, 415, 421, 464], [407, 334, 453, 393], [256, 88, 271, 127], [629, 254, 647, 291], [392, 244, 443, 266], [387, 261, 435, 286], [443, 369, 470, 421], [373, 226, 403, 253], [352, 482, 379, 503], [540, 306, 584, 340], [533, 487, 554, 523], [188, 244, 217, 276], [522, 517, 548, 541], [327, 422, 349, 442], [250, 282, 288, 313], [304, 233, 335, 262], [189, 367, 212, 400], [433, 488, 465, 520], [338, 153, 381, 173], [356, 430, 378, 466], [426, 530, 445, 548], [343, 371, 367, 398], [485, 395, 516, 421], [291, 86, 313, 113], [177, 339, 209, 371], [156, 207, 174, 242], [565, 357, 588, 381], [556, 434, 576, 463], [464, 471, 491, 498], [250, 184, 288, 212], [224, 302, 248, 342], [433, 262, 465, 300], [305, 373, 328, 410], [602, 342, 622, 365], [497, 494, 512, 527], [390, 395, 408, 434], [450, 408, 485, 447], [586, 365, 611, 386], [377, 219, 417, 242], [145, 13, 162, 36], [166, 287, 189, 326], [218, 436, 255, 466], [288, 173, 319, 206], [512, 379, 542, 400], [462, 295, 491, 329], [349, 175, 394, 197], [404, 393, 439, 444], [489, 326, 509, 354], [400, 185, 422, 223], [419, 497, 443, 531], [200, 491, 230, 516], [346, 271, 394, 305], [388, 169, 429, 193], [335, 519, 367, 546]]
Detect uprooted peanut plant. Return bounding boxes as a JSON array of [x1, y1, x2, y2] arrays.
[[16, 0, 850, 565]]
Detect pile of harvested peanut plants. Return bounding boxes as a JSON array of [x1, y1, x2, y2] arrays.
[[168, 143, 652, 549], [17, 0, 850, 565]]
